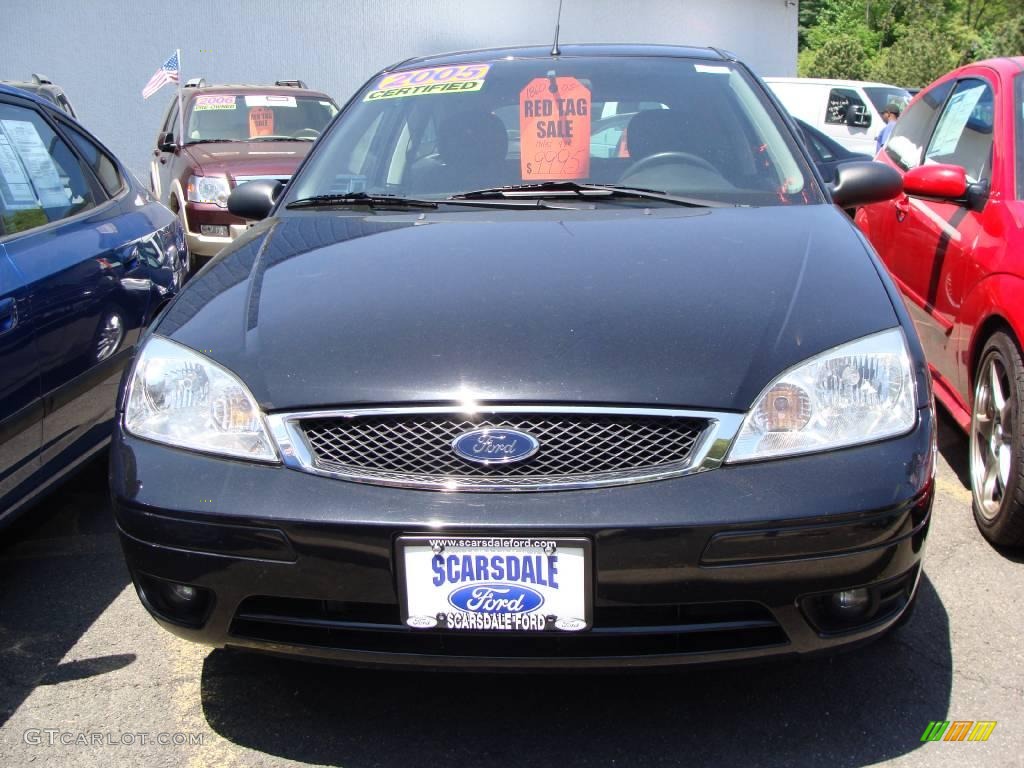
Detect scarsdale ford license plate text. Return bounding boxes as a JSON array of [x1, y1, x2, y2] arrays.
[[400, 536, 588, 632]]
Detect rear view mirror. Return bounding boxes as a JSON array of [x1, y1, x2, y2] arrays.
[[228, 180, 283, 221], [845, 105, 871, 128], [828, 161, 902, 208], [157, 132, 177, 152]]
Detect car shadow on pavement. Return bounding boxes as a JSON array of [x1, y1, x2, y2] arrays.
[[936, 406, 971, 490], [0, 455, 132, 727], [200, 575, 951, 767]]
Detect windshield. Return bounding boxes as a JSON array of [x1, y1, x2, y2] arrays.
[[285, 57, 820, 207], [185, 93, 338, 143], [863, 86, 911, 115]]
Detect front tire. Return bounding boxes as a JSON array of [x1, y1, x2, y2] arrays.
[[970, 331, 1024, 547]]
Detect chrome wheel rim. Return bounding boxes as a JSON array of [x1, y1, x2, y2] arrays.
[[96, 313, 123, 361], [971, 353, 1014, 521]]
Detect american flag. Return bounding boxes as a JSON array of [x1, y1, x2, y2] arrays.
[[142, 52, 179, 99]]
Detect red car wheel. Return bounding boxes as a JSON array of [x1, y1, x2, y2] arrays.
[[971, 331, 1024, 547]]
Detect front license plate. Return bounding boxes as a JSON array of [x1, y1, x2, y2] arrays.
[[398, 536, 591, 632]]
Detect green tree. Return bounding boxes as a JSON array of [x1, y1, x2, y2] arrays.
[[800, 34, 874, 78], [871, 20, 959, 86], [798, 0, 1024, 84]]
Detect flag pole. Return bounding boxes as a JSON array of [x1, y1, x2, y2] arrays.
[[176, 48, 185, 145]]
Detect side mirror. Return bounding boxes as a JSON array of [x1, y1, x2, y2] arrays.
[[157, 132, 177, 152], [828, 161, 902, 208], [845, 105, 871, 128], [904, 164, 967, 199], [904, 163, 988, 212], [227, 180, 282, 221]]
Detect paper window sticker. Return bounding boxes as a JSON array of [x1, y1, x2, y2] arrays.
[[0, 137, 37, 207], [0, 120, 68, 207], [194, 95, 237, 111], [244, 95, 296, 108], [364, 64, 491, 101], [249, 107, 275, 137], [927, 85, 987, 159], [518, 76, 592, 180]]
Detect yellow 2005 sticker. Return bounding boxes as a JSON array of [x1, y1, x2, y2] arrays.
[[364, 64, 491, 102]]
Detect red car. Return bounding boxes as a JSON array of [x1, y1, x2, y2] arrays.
[[150, 80, 338, 268], [857, 57, 1024, 547]]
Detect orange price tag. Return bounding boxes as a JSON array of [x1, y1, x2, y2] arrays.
[[519, 77, 591, 180], [248, 107, 275, 137]]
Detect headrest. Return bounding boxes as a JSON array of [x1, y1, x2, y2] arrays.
[[626, 109, 688, 157], [437, 110, 509, 164]]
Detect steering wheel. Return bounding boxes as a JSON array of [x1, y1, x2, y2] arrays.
[[622, 151, 719, 177], [295, 128, 321, 139]]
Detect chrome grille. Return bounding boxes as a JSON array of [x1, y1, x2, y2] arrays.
[[294, 409, 712, 491]]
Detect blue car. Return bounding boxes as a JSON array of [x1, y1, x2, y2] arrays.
[[0, 83, 186, 526]]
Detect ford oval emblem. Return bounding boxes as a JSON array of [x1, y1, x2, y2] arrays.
[[448, 583, 545, 614], [451, 428, 540, 465]]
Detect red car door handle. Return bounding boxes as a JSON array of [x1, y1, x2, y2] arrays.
[[894, 197, 911, 222]]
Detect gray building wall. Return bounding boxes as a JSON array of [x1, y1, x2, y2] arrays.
[[2, 0, 798, 180]]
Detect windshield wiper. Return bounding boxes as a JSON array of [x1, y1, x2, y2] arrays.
[[449, 181, 731, 208], [249, 136, 315, 142], [184, 138, 237, 145], [285, 192, 438, 210]]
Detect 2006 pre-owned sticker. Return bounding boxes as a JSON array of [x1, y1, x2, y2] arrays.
[[363, 63, 490, 101], [193, 95, 237, 111]]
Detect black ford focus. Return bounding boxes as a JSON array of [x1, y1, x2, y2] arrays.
[[111, 45, 934, 668]]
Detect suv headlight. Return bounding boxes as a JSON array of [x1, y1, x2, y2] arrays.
[[727, 328, 916, 462], [186, 175, 230, 207], [124, 336, 278, 462]]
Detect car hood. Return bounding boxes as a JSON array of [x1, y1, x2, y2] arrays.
[[157, 205, 898, 412], [184, 141, 311, 180]]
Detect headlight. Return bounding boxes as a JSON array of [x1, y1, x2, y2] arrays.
[[727, 328, 916, 462], [186, 175, 230, 207], [124, 336, 278, 462]]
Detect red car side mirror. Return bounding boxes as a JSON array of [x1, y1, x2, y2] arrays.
[[904, 164, 967, 200]]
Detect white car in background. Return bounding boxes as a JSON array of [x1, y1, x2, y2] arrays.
[[765, 77, 911, 155]]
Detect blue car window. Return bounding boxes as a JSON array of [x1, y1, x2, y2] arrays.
[[0, 102, 98, 238], [61, 120, 124, 197]]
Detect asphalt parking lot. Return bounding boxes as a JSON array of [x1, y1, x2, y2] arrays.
[[0, 408, 1021, 768]]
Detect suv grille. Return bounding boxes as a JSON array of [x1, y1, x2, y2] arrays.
[[298, 410, 709, 491]]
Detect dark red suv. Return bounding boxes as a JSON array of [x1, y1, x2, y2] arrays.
[[150, 80, 337, 267]]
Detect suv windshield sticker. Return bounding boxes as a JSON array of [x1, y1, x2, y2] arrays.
[[519, 76, 591, 180], [363, 64, 490, 102], [193, 95, 237, 111], [244, 94, 297, 108], [248, 107, 275, 137]]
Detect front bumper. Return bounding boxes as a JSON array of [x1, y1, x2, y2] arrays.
[[181, 202, 247, 258], [110, 407, 933, 669]]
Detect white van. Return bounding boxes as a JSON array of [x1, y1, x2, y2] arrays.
[[763, 77, 912, 155]]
